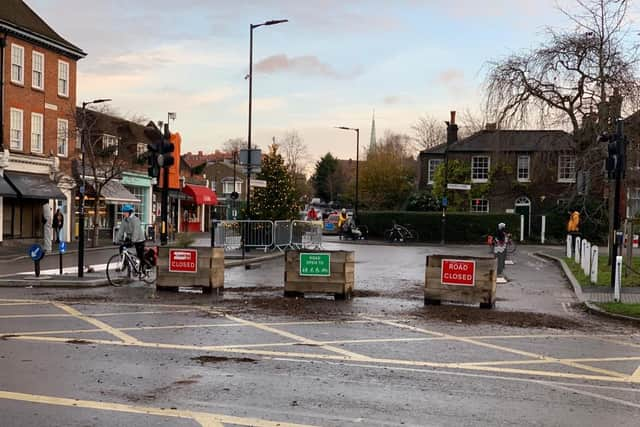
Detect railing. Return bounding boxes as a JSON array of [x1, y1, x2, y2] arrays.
[[215, 220, 322, 253]]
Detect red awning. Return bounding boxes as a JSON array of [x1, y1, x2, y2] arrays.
[[182, 184, 218, 205]]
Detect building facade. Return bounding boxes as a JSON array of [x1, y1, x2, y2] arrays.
[[0, 0, 85, 243]]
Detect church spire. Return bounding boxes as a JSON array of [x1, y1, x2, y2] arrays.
[[369, 109, 377, 150]]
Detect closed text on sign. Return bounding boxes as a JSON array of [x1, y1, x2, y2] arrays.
[[440, 259, 475, 286], [169, 249, 198, 273]]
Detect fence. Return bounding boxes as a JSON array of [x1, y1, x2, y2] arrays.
[[215, 220, 322, 253]]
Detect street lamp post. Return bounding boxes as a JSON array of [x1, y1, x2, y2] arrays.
[[335, 127, 360, 220], [78, 98, 112, 277], [247, 19, 288, 220]]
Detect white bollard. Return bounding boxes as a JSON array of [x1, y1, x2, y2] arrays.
[[520, 215, 524, 242], [590, 246, 598, 284], [575, 237, 581, 264], [614, 255, 622, 302], [541, 216, 546, 244], [584, 241, 591, 275], [566, 235, 572, 258], [580, 240, 586, 272]]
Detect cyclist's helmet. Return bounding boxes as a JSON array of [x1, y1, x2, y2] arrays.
[[341, 208, 346, 214], [498, 222, 506, 230], [122, 204, 135, 213]]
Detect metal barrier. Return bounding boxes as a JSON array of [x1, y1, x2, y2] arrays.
[[274, 220, 293, 251], [216, 220, 321, 252], [291, 220, 323, 249]]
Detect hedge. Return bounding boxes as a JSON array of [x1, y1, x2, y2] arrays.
[[358, 211, 521, 243]]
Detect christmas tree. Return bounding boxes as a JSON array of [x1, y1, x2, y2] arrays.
[[252, 144, 300, 220]]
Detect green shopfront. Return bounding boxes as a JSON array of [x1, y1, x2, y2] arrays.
[[121, 172, 153, 233]]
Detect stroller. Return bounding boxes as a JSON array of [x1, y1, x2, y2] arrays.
[[341, 218, 368, 240]]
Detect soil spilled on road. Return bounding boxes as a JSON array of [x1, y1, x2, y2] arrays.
[[409, 306, 583, 329], [191, 355, 257, 364]]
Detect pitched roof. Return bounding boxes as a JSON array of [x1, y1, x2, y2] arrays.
[[421, 130, 575, 155], [79, 108, 148, 143], [0, 0, 85, 58]]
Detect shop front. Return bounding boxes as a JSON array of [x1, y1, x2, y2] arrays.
[[181, 184, 218, 232]]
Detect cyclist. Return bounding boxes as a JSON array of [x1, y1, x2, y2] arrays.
[[494, 222, 507, 245], [116, 204, 147, 268], [337, 208, 348, 239]]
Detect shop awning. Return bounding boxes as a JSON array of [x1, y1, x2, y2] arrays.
[[0, 175, 17, 197], [183, 184, 218, 205], [100, 180, 140, 203], [4, 171, 65, 200]]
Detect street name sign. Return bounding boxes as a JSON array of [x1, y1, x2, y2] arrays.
[[169, 249, 198, 273], [250, 179, 267, 188], [441, 259, 475, 286], [299, 253, 331, 276], [447, 183, 472, 191]]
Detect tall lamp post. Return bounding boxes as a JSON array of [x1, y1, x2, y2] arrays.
[[335, 127, 360, 220], [247, 19, 288, 219], [78, 98, 111, 277]]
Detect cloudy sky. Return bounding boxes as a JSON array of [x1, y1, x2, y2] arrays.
[[29, 0, 593, 165]]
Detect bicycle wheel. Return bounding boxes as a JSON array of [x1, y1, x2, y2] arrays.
[[384, 230, 394, 242], [507, 240, 517, 254], [106, 253, 131, 286]]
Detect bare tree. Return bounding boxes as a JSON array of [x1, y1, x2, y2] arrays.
[[412, 115, 445, 151], [222, 137, 248, 153], [280, 130, 309, 176], [485, 0, 640, 134]]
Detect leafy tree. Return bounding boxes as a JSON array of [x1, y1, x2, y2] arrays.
[[310, 153, 342, 203], [251, 144, 299, 220], [360, 132, 415, 210]]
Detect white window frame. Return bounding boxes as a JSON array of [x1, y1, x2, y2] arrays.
[[57, 119, 69, 157], [136, 143, 146, 158], [11, 44, 24, 84], [102, 134, 119, 156], [10, 108, 24, 150], [629, 188, 640, 218], [558, 155, 576, 183], [32, 51, 44, 90], [470, 199, 489, 213], [31, 113, 43, 154], [471, 156, 490, 183], [58, 60, 69, 97], [427, 158, 443, 184], [517, 155, 530, 182]]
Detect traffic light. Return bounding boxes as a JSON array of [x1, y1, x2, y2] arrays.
[[159, 124, 175, 168], [147, 141, 160, 178], [601, 131, 626, 180]]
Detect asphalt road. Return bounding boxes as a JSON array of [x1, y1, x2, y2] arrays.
[[0, 239, 639, 426]]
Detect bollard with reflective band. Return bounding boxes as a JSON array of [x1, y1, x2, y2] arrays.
[[614, 255, 622, 302], [584, 241, 591, 276]]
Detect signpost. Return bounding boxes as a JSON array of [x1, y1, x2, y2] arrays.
[[299, 253, 331, 277], [58, 242, 67, 275], [168, 249, 198, 273], [29, 244, 45, 277], [440, 259, 476, 286]]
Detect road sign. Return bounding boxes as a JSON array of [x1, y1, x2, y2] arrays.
[[251, 179, 267, 188], [299, 253, 331, 277], [447, 183, 472, 191], [441, 197, 448, 207], [230, 191, 239, 200], [28, 244, 44, 261], [441, 259, 475, 286], [168, 249, 198, 273], [59, 241, 67, 254]]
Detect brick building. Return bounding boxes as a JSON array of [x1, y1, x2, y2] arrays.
[[0, 0, 85, 242]]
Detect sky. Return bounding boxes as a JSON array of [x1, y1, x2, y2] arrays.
[[27, 0, 608, 167]]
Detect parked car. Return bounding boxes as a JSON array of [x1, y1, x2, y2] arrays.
[[323, 213, 340, 235]]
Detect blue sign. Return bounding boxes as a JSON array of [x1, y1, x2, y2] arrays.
[[59, 241, 67, 254], [442, 197, 448, 207], [325, 223, 334, 231], [28, 244, 44, 261]]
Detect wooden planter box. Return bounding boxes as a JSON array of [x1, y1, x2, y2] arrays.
[[424, 255, 497, 309], [156, 247, 224, 293], [284, 250, 354, 300]]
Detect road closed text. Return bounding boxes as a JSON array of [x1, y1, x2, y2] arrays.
[[441, 259, 476, 286]]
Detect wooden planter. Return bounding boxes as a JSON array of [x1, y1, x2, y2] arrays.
[[424, 255, 497, 309], [156, 247, 224, 293], [284, 250, 354, 300]]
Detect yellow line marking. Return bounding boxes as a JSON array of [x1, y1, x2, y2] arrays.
[[223, 313, 372, 361], [0, 314, 73, 319], [0, 390, 320, 427], [361, 316, 630, 380], [0, 302, 49, 306], [592, 336, 640, 349], [52, 303, 140, 345], [632, 366, 640, 380], [0, 309, 199, 319], [1, 328, 102, 336]]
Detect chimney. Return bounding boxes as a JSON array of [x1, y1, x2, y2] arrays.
[[446, 110, 458, 144]]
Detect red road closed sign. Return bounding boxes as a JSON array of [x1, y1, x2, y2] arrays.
[[169, 249, 198, 273], [441, 259, 475, 286]]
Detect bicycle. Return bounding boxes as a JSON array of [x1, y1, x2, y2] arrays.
[[384, 223, 418, 243], [488, 233, 517, 254], [106, 244, 156, 286]]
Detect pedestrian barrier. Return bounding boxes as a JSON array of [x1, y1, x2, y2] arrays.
[[214, 220, 322, 253], [291, 220, 323, 249], [274, 220, 293, 251]]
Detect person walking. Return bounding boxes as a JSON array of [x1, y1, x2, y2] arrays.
[[116, 205, 146, 267], [42, 202, 52, 252], [52, 208, 64, 243]]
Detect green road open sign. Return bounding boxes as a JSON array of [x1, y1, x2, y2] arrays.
[[299, 253, 331, 276]]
